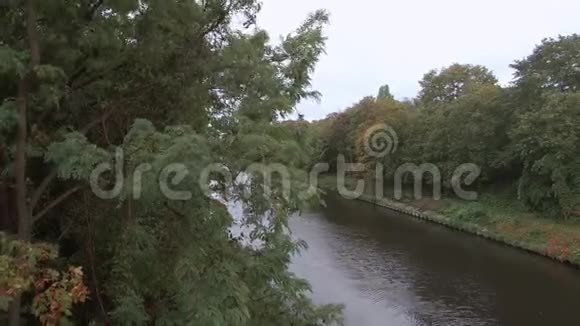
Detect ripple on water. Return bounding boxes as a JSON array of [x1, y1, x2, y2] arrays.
[[290, 195, 580, 326]]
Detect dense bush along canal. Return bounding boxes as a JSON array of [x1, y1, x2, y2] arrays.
[[289, 194, 580, 326]]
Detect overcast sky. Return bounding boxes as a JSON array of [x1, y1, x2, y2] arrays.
[[257, 0, 580, 120]]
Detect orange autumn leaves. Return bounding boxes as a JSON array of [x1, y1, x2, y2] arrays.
[[1, 234, 89, 325]]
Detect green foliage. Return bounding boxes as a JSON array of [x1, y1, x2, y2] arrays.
[[1, 0, 342, 324], [313, 35, 580, 218], [418, 63, 498, 106], [377, 84, 394, 100], [0, 100, 17, 134], [455, 206, 489, 222], [45, 133, 110, 181], [280, 10, 330, 106], [0, 46, 26, 78], [422, 84, 512, 180], [511, 92, 580, 216], [512, 34, 580, 94]]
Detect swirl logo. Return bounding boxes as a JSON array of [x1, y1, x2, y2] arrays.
[[363, 124, 398, 158]]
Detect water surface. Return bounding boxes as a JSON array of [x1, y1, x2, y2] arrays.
[[290, 194, 580, 326]]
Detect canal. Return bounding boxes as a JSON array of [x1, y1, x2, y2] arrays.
[[289, 193, 580, 326]]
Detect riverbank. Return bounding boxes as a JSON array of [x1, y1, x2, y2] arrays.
[[318, 175, 580, 268]]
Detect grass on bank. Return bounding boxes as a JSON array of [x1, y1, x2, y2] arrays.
[[318, 175, 580, 264]]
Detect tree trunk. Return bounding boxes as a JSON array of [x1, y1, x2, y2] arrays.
[[9, 0, 40, 325], [8, 297, 23, 326], [15, 78, 30, 242]]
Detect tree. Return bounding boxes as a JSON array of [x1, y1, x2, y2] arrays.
[[310, 33, 580, 217], [0, 1, 342, 324], [512, 34, 580, 93], [418, 63, 498, 107], [317, 97, 407, 172], [511, 34, 580, 110], [377, 84, 394, 100], [0, 233, 89, 326], [510, 92, 580, 216], [426, 85, 512, 181]]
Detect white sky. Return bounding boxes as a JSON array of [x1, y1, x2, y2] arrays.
[[257, 0, 580, 120]]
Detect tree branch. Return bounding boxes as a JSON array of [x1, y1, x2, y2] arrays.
[[32, 186, 83, 224], [29, 80, 159, 213], [70, 61, 128, 92], [164, 202, 187, 219], [29, 106, 115, 211]]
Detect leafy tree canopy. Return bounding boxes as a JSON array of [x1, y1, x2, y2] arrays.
[[512, 34, 580, 93], [418, 63, 498, 107], [0, 1, 343, 325]]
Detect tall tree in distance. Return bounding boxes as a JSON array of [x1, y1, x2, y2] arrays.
[[377, 84, 394, 100]]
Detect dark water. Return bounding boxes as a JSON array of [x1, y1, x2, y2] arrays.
[[289, 194, 580, 326]]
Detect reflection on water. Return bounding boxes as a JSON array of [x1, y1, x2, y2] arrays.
[[290, 194, 580, 326]]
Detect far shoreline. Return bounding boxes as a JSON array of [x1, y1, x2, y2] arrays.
[[318, 175, 580, 270]]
